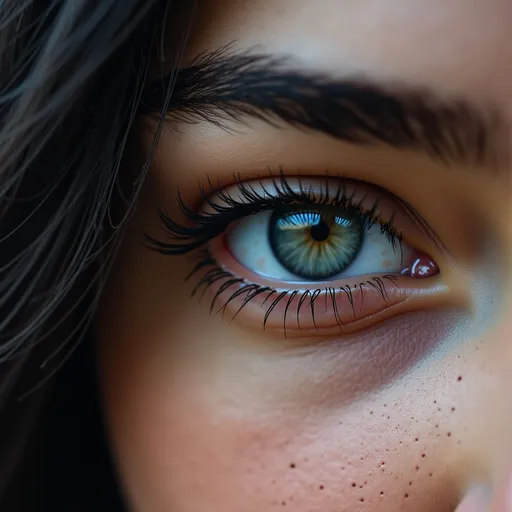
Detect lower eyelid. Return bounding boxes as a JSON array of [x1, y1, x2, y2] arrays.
[[218, 275, 448, 337], [198, 238, 451, 338]]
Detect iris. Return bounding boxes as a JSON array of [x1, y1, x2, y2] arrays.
[[268, 206, 365, 280]]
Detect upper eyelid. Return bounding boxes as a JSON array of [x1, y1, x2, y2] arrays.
[[146, 173, 446, 260]]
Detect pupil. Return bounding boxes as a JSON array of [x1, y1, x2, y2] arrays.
[[310, 220, 330, 242]]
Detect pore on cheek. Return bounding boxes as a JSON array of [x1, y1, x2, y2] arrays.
[[114, 309, 465, 511]]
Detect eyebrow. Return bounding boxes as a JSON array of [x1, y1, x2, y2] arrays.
[[141, 47, 509, 171]]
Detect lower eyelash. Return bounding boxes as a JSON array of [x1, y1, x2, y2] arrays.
[[188, 249, 400, 336]]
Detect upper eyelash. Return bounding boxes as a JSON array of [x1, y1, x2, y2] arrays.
[[145, 171, 404, 257]]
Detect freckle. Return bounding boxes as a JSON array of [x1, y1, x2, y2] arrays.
[[319, 485, 324, 490], [415, 437, 419, 442], [289, 463, 296, 469], [457, 376, 463, 382], [405, 493, 409, 498], [447, 432, 452, 437], [281, 501, 286, 506], [360, 498, 365, 503], [429, 472, 433, 477], [382, 259, 393, 269], [421, 453, 426, 458], [409, 481, 413, 486], [438, 408, 442, 412], [435, 424, 439, 429], [360, 485, 364, 488], [451, 407, 456, 412], [380, 491, 385, 496], [415, 465, 420, 471], [352, 483, 357, 488]]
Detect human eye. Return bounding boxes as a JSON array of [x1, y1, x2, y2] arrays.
[[147, 172, 448, 338]]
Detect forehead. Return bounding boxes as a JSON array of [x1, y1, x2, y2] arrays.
[[181, 0, 511, 105]]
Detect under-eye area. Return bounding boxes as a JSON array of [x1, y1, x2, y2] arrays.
[[147, 172, 448, 337]]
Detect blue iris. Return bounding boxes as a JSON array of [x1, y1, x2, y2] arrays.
[[268, 206, 364, 280]]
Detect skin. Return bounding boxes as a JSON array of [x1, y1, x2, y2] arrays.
[[97, 0, 512, 510]]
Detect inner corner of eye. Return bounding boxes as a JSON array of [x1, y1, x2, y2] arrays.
[[399, 248, 440, 280]]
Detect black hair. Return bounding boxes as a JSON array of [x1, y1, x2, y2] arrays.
[[0, 1, 192, 510]]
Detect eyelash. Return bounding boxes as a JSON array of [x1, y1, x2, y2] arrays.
[[186, 248, 401, 330], [147, 172, 404, 256], [144, 171, 431, 334]]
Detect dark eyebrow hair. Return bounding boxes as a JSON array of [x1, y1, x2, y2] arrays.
[[141, 47, 509, 171]]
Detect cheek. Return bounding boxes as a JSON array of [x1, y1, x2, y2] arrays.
[[99, 334, 458, 512], [95, 206, 465, 512]]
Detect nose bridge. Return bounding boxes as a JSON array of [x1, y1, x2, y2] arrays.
[[454, 133, 512, 511], [450, 313, 512, 511], [470, 201, 512, 461], [458, 302, 512, 492], [491, 338, 512, 467]]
